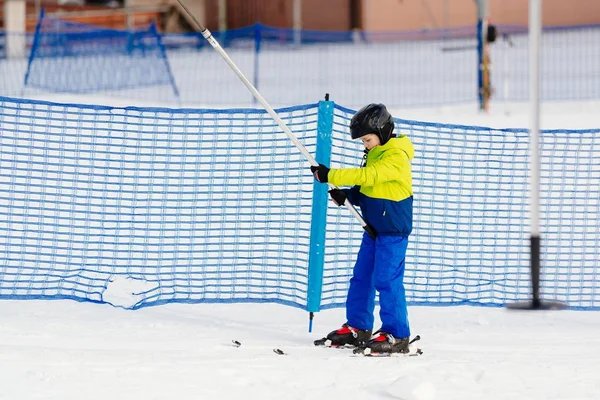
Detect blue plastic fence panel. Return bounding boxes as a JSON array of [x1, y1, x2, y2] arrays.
[[0, 96, 318, 309], [228, 25, 479, 109], [489, 25, 600, 102], [321, 104, 600, 310], [23, 12, 179, 101], [1, 97, 599, 310], [5, 23, 600, 107]]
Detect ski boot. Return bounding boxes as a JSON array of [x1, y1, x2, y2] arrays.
[[362, 331, 409, 354], [314, 324, 372, 348]]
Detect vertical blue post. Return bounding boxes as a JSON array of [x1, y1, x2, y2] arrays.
[[476, 0, 489, 111], [306, 98, 334, 327], [477, 18, 484, 111], [252, 23, 261, 106], [151, 22, 180, 101], [23, 7, 45, 89]]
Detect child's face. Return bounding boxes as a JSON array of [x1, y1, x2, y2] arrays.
[[360, 133, 381, 150]]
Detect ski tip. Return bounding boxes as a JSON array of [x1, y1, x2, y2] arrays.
[[231, 340, 241, 348], [314, 338, 332, 347], [409, 335, 421, 344], [273, 348, 286, 356]]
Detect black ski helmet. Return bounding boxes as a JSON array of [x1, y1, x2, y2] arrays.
[[350, 103, 394, 145]]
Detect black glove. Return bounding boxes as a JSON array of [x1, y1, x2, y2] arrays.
[[310, 164, 330, 183], [328, 189, 346, 206]]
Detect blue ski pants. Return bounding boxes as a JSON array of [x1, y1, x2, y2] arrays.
[[345, 233, 410, 338]]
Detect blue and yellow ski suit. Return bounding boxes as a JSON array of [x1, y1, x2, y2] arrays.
[[328, 135, 414, 338]]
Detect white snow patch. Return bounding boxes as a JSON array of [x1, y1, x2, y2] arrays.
[[102, 275, 158, 309]]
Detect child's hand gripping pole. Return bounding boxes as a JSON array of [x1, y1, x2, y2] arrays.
[[176, 0, 377, 239]]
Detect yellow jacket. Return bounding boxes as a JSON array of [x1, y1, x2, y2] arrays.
[[328, 135, 414, 236]]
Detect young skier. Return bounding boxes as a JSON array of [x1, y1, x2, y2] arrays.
[[311, 103, 415, 354]]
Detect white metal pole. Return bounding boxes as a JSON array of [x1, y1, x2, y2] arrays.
[[218, 0, 227, 31], [125, 0, 132, 31], [176, 0, 376, 238], [529, 0, 541, 238], [527, 0, 544, 307], [35, 0, 41, 20], [362, 0, 368, 33], [508, 0, 566, 310], [503, 39, 509, 101], [443, 0, 449, 40], [293, 0, 302, 46], [5, 0, 27, 58]]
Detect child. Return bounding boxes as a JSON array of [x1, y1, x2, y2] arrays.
[[311, 103, 415, 354]]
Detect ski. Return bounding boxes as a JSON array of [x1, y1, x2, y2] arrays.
[[273, 348, 286, 355], [230, 340, 290, 356], [231, 335, 422, 357], [353, 347, 423, 357]]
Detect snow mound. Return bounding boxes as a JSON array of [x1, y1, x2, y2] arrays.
[[102, 275, 158, 309]]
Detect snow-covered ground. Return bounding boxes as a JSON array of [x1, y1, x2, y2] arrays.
[[1, 300, 599, 400]]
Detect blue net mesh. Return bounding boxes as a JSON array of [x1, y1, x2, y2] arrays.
[[23, 13, 179, 100], [0, 97, 599, 310], [3, 23, 600, 107], [489, 25, 600, 102], [322, 104, 600, 310], [0, 96, 317, 309], [162, 24, 600, 107]]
